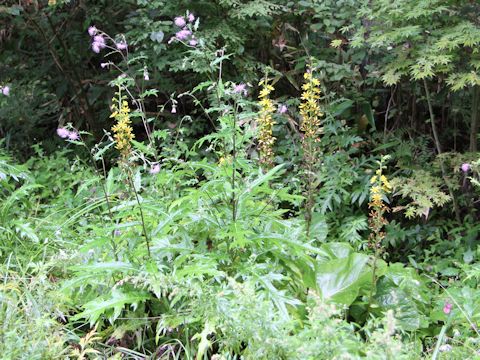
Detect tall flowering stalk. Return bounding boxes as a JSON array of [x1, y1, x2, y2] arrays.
[[111, 97, 135, 158], [299, 69, 323, 236], [257, 78, 276, 167], [110, 88, 151, 257], [368, 156, 391, 303]]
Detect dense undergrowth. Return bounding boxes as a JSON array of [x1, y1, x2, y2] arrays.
[[2, 1, 480, 359]]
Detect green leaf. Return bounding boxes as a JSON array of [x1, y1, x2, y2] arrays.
[[316, 243, 372, 305], [71, 288, 150, 326], [193, 322, 215, 359], [372, 263, 430, 331], [131, 140, 155, 156]]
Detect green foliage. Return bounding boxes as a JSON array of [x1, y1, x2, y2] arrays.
[[0, 265, 67, 359], [316, 242, 374, 305], [2, 0, 480, 358], [351, 0, 480, 90], [391, 170, 451, 219]]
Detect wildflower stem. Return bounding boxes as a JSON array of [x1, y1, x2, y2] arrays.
[[127, 170, 151, 258], [368, 242, 380, 307], [100, 157, 119, 260], [231, 101, 238, 223], [83, 140, 119, 261], [299, 68, 323, 238], [367, 157, 391, 306], [431, 321, 449, 360]]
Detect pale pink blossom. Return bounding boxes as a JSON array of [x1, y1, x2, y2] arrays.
[[443, 302, 453, 315], [56, 127, 69, 138], [461, 163, 471, 173], [233, 83, 248, 96], [92, 42, 101, 53], [93, 35, 105, 46], [176, 29, 191, 40], [149, 163, 160, 174], [278, 104, 288, 114], [67, 131, 80, 141], [174, 16, 186, 27], [189, 38, 198, 46], [2, 86, 10, 96], [88, 26, 97, 36], [188, 13, 195, 23], [116, 41, 128, 50]]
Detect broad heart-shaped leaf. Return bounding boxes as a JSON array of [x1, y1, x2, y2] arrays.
[[315, 243, 373, 306], [372, 263, 430, 331], [71, 288, 150, 326]]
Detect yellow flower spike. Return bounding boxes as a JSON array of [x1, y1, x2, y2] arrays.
[[299, 69, 323, 142], [380, 175, 392, 191], [111, 93, 134, 157], [257, 77, 276, 167]]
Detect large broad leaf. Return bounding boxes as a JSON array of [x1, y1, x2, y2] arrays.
[[316, 243, 373, 306], [310, 213, 328, 242], [372, 263, 430, 331]]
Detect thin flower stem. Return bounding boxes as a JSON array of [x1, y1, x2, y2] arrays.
[[127, 170, 151, 258], [432, 321, 449, 360], [368, 242, 380, 307], [232, 101, 238, 223], [82, 139, 119, 261]]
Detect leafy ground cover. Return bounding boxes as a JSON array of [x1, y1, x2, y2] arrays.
[[2, 1, 480, 359]]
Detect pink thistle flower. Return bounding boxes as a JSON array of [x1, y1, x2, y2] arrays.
[[56, 127, 69, 138], [233, 83, 248, 96], [92, 42, 101, 53], [2, 86, 10, 96], [176, 29, 191, 40], [189, 38, 198, 46], [67, 131, 80, 141], [443, 302, 453, 315], [461, 163, 471, 173], [188, 13, 195, 23], [116, 41, 128, 50], [93, 35, 105, 46], [88, 26, 97, 37], [174, 16, 186, 27], [278, 104, 288, 114], [149, 163, 160, 174]]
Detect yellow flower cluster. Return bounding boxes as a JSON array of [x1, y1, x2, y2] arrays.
[[111, 99, 134, 157], [257, 78, 276, 167], [369, 170, 392, 207], [299, 70, 323, 141]]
